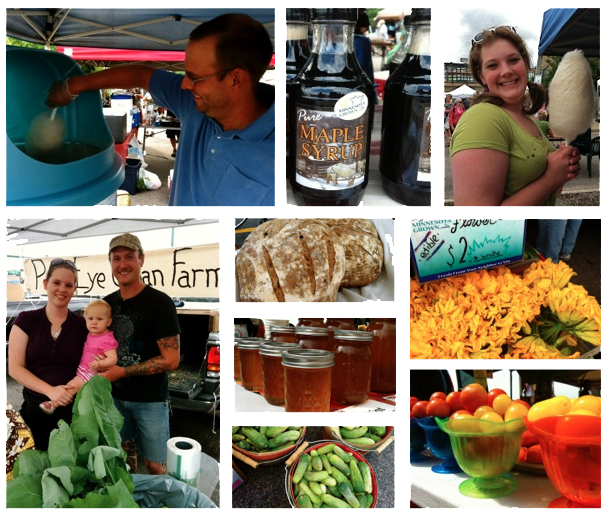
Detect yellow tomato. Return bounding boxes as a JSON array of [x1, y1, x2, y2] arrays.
[[479, 411, 505, 433], [492, 393, 513, 416], [568, 409, 600, 417], [474, 405, 494, 418], [449, 414, 480, 433], [504, 402, 529, 422], [571, 395, 601, 416], [527, 396, 572, 422]]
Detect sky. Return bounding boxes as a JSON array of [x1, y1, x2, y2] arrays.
[[439, 7, 549, 65]]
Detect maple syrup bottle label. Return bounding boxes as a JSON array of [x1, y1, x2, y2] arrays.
[[295, 92, 370, 191]]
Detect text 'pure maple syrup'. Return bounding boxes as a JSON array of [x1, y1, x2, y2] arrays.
[[288, 8, 375, 206], [379, 8, 431, 206]]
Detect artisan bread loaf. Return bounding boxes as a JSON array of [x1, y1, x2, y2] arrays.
[[236, 219, 346, 302], [317, 219, 383, 288]]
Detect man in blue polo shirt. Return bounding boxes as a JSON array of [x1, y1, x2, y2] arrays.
[[47, 13, 275, 206]]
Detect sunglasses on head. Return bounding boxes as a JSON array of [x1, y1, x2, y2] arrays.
[[471, 25, 517, 47], [50, 258, 77, 270]]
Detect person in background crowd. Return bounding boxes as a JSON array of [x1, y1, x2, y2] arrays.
[[536, 219, 583, 262]]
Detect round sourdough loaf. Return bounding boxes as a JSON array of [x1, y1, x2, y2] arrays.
[[236, 219, 346, 302], [317, 219, 384, 288]]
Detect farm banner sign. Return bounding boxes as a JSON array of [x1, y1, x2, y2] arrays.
[[24, 244, 219, 297]]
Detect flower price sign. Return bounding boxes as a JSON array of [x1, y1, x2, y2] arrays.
[[411, 219, 526, 283]]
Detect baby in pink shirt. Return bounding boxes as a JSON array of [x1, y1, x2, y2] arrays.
[[40, 300, 118, 414]]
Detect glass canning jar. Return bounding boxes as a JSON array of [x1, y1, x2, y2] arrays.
[[295, 326, 331, 351], [331, 330, 373, 404], [325, 318, 356, 350], [234, 338, 242, 381], [282, 349, 335, 412], [259, 341, 301, 406], [366, 318, 396, 393], [269, 325, 297, 343], [237, 338, 265, 392]]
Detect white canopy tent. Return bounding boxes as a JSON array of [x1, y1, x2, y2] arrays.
[[446, 84, 477, 98]]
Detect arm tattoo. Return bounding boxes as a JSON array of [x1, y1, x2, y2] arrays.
[[124, 335, 180, 377]]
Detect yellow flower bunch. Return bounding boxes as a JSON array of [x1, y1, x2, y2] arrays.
[[411, 259, 600, 359]]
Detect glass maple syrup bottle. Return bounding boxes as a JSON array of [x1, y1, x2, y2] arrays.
[[379, 8, 431, 206], [286, 8, 311, 173], [289, 8, 375, 206]]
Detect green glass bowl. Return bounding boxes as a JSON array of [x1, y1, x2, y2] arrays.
[[436, 417, 525, 499]]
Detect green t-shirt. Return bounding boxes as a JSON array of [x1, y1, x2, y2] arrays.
[[450, 103, 557, 205]]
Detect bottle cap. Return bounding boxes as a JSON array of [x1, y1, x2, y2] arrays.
[[311, 9, 358, 23], [411, 8, 431, 23], [287, 8, 311, 22]]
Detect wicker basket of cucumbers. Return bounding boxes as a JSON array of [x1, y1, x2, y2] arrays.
[[285, 440, 378, 508], [322, 426, 394, 454], [232, 426, 307, 465]]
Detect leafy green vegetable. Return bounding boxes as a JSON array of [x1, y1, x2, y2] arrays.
[[7, 376, 137, 508]]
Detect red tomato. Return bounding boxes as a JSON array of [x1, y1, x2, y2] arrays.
[[411, 401, 429, 419], [430, 391, 447, 401], [426, 399, 451, 419], [487, 388, 507, 407], [446, 391, 464, 412], [450, 410, 474, 420], [410, 397, 420, 410], [526, 445, 544, 464], [521, 430, 540, 448], [555, 415, 601, 439], [517, 446, 528, 463], [460, 383, 488, 413], [512, 399, 530, 410]]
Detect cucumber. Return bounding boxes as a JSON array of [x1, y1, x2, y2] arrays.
[[368, 433, 382, 443], [308, 480, 324, 497], [310, 449, 323, 471], [299, 481, 321, 505], [338, 481, 361, 508], [232, 426, 239, 434], [232, 434, 245, 442], [265, 426, 289, 438], [292, 454, 310, 484], [297, 494, 312, 508], [358, 461, 373, 494], [369, 426, 386, 437], [321, 494, 352, 509], [317, 443, 336, 455], [349, 459, 365, 493], [333, 445, 354, 463], [320, 503, 331, 508], [241, 427, 268, 450], [330, 466, 353, 490], [343, 437, 375, 446], [268, 430, 300, 449], [366, 493, 374, 507], [321, 454, 333, 474], [259, 426, 268, 437], [340, 426, 368, 439], [356, 493, 368, 508], [304, 470, 330, 482], [328, 453, 350, 476], [327, 483, 341, 497], [236, 440, 252, 451], [321, 475, 337, 487], [260, 442, 296, 453]]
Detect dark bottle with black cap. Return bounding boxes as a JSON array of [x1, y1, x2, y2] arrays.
[[286, 9, 311, 174], [288, 8, 375, 206], [379, 8, 431, 206]]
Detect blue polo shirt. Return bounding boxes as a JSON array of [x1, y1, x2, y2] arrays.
[[149, 69, 275, 206]]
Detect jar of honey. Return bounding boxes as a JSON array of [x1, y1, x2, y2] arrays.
[[259, 341, 301, 405], [282, 349, 334, 412], [297, 318, 325, 327], [331, 330, 373, 404], [295, 326, 331, 351], [237, 338, 265, 392], [366, 318, 396, 393], [269, 325, 297, 343]]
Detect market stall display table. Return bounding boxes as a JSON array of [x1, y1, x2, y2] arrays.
[[411, 459, 562, 508]]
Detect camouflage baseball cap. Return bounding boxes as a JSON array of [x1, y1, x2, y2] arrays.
[[109, 233, 144, 254]]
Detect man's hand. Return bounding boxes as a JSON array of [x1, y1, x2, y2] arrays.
[[99, 365, 127, 383], [46, 80, 78, 109]]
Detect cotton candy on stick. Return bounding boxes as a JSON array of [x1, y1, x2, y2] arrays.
[[547, 50, 597, 145], [24, 108, 66, 160]]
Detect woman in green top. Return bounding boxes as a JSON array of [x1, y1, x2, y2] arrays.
[[450, 26, 581, 206]]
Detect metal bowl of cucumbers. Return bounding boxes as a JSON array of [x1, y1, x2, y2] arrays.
[[285, 440, 378, 508], [232, 426, 307, 465], [322, 426, 394, 454]]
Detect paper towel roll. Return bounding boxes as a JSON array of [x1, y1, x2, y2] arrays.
[[167, 437, 202, 487]]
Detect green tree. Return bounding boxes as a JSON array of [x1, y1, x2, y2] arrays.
[[542, 55, 600, 90]]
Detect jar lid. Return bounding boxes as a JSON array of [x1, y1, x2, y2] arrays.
[[312, 9, 357, 23], [269, 325, 296, 334], [236, 337, 264, 349], [411, 8, 431, 23], [333, 330, 373, 341], [260, 341, 301, 356], [295, 326, 330, 336], [282, 349, 334, 369]]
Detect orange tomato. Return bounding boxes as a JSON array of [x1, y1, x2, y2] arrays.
[[446, 391, 464, 413], [461, 383, 488, 413], [526, 445, 543, 464], [427, 399, 451, 419], [412, 401, 429, 419], [430, 391, 447, 401], [521, 430, 539, 447], [487, 388, 507, 407], [474, 405, 494, 418], [555, 414, 601, 439]]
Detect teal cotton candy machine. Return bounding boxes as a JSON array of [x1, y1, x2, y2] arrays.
[[6, 46, 125, 205]]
